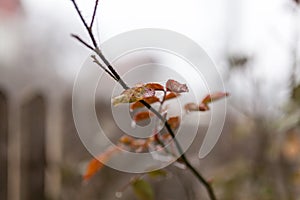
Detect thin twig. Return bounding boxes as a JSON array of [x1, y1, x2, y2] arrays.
[[91, 55, 117, 80], [70, 0, 99, 49], [90, 0, 99, 29], [70, 1, 217, 199], [71, 34, 94, 51]]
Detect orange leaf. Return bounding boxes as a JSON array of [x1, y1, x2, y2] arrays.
[[83, 146, 119, 181], [167, 116, 180, 130], [145, 83, 165, 91], [130, 96, 160, 111], [201, 92, 229, 104], [134, 111, 154, 122], [165, 92, 180, 101], [119, 135, 135, 145], [166, 79, 189, 93]]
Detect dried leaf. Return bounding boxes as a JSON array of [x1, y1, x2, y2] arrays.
[[131, 179, 154, 200], [201, 92, 229, 104], [145, 83, 165, 91], [199, 103, 210, 111], [83, 146, 119, 181], [166, 79, 189, 93], [112, 86, 155, 106], [130, 96, 160, 111], [119, 135, 135, 145], [184, 103, 200, 112], [165, 92, 180, 100], [167, 116, 180, 130], [134, 111, 154, 122]]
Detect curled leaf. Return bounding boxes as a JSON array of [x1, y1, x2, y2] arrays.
[[130, 96, 160, 111], [83, 146, 119, 181], [167, 116, 180, 130], [166, 79, 189, 93], [134, 111, 154, 122], [131, 179, 154, 200], [145, 83, 165, 91], [201, 92, 229, 104], [112, 86, 155, 106]]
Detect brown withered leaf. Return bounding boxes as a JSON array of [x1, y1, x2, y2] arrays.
[[165, 79, 189, 93], [184, 103, 200, 112], [167, 116, 180, 130], [199, 103, 210, 111], [119, 135, 135, 145], [185, 92, 229, 112], [134, 111, 154, 122], [145, 83, 165, 91], [201, 92, 229, 104], [83, 146, 120, 181], [130, 96, 160, 111]]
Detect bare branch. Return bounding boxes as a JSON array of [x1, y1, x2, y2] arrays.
[[70, 0, 89, 32], [91, 55, 117, 81], [71, 34, 94, 51], [70, 0, 99, 48], [90, 0, 99, 29]]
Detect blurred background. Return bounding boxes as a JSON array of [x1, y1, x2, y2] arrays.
[[1, 0, 300, 199]]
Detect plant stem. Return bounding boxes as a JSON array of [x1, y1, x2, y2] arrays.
[[70, 1, 217, 199]]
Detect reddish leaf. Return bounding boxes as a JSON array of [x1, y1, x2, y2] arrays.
[[113, 86, 155, 106], [198, 103, 210, 111], [167, 116, 180, 130], [83, 146, 119, 181], [130, 96, 160, 111], [164, 92, 180, 100], [165, 79, 189, 93], [201, 92, 229, 104], [185, 92, 229, 112], [145, 83, 165, 91], [134, 111, 154, 122]]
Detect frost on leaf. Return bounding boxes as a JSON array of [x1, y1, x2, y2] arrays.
[[83, 146, 119, 181], [112, 86, 155, 106], [166, 79, 189, 93]]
